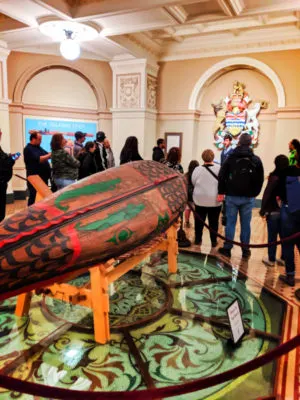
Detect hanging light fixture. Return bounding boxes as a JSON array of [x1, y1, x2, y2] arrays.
[[39, 20, 100, 61], [60, 30, 81, 60]]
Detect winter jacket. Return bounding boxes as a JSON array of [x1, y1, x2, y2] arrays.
[[260, 174, 280, 216], [161, 159, 183, 174], [278, 165, 300, 204], [218, 146, 264, 197], [78, 152, 97, 179], [152, 146, 165, 162], [289, 149, 297, 166], [0, 147, 14, 183], [52, 149, 80, 180]]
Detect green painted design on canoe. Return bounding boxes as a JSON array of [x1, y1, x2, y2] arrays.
[[107, 228, 134, 245], [76, 204, 145, 232], [55, 178, 122, 211], [156, 212, 170, 232]]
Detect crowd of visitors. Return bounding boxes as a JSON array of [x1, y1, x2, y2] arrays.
[[0, 129, 299, 289]]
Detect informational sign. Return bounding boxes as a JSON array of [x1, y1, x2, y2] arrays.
[[24, 117, 98, 153], [227, 299, 245, 344]]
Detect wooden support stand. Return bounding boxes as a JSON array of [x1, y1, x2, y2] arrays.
[[15, 176, 179, 344]]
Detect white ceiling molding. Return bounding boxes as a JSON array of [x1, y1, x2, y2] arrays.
[[217, 0, 245, 16], [163, 5, 188, 24], [188, 56, 286, 110]]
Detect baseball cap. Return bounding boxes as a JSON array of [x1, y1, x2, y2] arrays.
[[75, 131, 86, 140], [96, 131, 106, 142]]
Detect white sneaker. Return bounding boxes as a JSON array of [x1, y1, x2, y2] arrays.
[[276, 258, 285, 266], [262, 257, 275, 266]]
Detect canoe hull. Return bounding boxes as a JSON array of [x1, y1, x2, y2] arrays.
[[0, 161, 187, 300]]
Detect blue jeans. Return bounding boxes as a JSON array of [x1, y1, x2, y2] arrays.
[[266, 213, 284, 262], [280, 206, 300, 276], [54, 178, 76, 190], [224, 196, 254, 250]]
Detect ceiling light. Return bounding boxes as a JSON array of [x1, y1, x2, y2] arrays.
[[39, 20, 100, 60], [60, 30, 80, 60]]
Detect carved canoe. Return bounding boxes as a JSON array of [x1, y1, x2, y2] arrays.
[[0, 160, 187, 300]]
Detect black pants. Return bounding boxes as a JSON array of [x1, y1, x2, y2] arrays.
[[194, 205, 221, 244], [0, 182, 8, 222]]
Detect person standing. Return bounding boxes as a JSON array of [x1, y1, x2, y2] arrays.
[[24, 132, 51, 206], [220, 133, 234, 225], [51, 134, 80, 190], [104, 138, 115, 168], [73, 131, 86, 158], [277, 141, 300, 287], [0, 130, 19, 221], [152, 138, 166, 162], [78, 141, 97, 179], [192, 150, 222, 247], [120, 136, 143, 165], [94, 131, 107, 172], [288, 138, 300, 166], [184, 160, 199, 228], [260, 155, 289, 266], [220, 134, 233, 166], [217, 133, 264, 259]]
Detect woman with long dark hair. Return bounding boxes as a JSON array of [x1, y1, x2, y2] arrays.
[[120, 136, 143, 164], [260, 154, 289, 266], [51, 133, 80, 190], [184, 160, 199, 228], [161, 147, 183, 173]]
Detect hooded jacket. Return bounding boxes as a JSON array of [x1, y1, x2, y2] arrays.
[[152, 146, 165, 162]]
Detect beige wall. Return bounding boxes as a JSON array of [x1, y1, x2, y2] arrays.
[[22, 69, 98, 110], [7, 51, 113, 193], [7, 51, 112, 108], [158, 49, 300, 111], [157, 49, 300, 191]]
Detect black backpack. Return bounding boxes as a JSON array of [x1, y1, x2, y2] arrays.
[[0, 148, 14, 184], [229, 156, 259, 195]]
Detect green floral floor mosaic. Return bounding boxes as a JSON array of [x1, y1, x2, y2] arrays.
[[0, 251, 285, 399]]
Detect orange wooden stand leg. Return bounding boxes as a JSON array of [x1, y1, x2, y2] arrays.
[[15, 292, 32, 317], [90, 266, 110, 344], [167, 225, 178, 274]]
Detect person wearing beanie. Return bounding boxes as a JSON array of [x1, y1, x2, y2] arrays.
[[94, 131, 107, 172], [217, 133, 264, 259]]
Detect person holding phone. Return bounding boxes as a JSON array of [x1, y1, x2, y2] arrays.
[[0, 130, 20, 221]]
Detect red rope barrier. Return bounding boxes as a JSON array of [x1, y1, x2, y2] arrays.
[[188, 201, 300, 249], [0, 335, 299, 399]]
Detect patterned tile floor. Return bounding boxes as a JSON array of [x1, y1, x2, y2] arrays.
[[0, 200, 299, 400]]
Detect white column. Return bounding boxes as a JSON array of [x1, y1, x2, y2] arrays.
[[0, 44, 13, 199], [110, 58, 159, 164]]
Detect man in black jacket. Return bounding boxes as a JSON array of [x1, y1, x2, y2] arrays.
[[0, 130, 17, 221], [94, 131, 107, 172], [152, 138, 165, 162], [217, 133, 264, 259]]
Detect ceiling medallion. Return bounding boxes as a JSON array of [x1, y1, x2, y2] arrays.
[[39, 20, 99, 60]]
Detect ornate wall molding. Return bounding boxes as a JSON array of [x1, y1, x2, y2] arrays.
[[147, 75, 157, 110], [116, 73, 141, 109], [188, 57, 286, 110]]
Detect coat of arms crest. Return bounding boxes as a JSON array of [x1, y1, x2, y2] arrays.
[[212, 81, 268, 149]]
